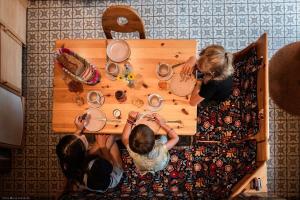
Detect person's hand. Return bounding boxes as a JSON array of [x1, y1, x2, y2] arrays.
[[180, 56, 197, 79], [128, 111, 139, 121], [152, 113, 166, 126], [95, 135, 109, 148], [74, 115, 85, 131]]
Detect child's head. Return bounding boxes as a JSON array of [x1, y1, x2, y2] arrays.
[[85, 158, 113, 191], [56, 135, 87, 179], [197, 45, 234, 81], [129, 124, 155, 155]]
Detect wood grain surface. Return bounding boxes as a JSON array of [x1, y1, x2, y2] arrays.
[[53, 39, 197, 135]]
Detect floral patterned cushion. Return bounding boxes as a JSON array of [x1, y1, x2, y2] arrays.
[[60, 140, 256, 200]]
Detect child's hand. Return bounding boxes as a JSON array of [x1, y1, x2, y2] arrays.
[[95, 135, 109, 148], [74, 115, 86, 131], [152, 113, 166, 126], [128, 111, 139, 121], [180, 56, 197, 78]]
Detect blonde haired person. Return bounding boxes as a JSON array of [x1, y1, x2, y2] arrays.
[[181, 45, 234, 106]]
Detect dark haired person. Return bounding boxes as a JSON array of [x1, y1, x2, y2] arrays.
[[122, 111, 179, 174], [56, 115, 123, 193]]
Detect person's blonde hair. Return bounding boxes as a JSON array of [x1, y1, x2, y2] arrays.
[[197, 45, 234, 81]]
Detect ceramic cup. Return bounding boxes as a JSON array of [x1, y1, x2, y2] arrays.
[[158, 63, 171, 77], [115, 90, 127, 103], [113, 109, 122, 119], [87, 91, 101, 105], [148, 93, 163, 108], [106, 62, 120, 77]]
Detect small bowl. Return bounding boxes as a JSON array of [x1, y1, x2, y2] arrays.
[[148, 93, 163, 108]]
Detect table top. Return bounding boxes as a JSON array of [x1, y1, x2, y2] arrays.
[[53, 39, 197, 135]]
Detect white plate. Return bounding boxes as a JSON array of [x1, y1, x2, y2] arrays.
[[134, 112, 161, 133], [84, 108, 106, 132], [106, 40, 131, 63]]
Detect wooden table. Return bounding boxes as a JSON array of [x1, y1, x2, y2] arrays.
[[53, 39, 197, 135]]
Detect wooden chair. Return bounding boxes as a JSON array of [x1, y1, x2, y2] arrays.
[[102, 5, 146, 39]]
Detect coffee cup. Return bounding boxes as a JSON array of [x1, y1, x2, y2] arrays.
[[158, 63, 171, 77], [87, 91, 101, 105], [106, 62, 119, 77], [115, 90, 127, 102], [148, 93, 163, 108]]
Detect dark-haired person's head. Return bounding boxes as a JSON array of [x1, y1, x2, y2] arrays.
[[56, 135, 87, 180], [129, 124, 155, 155], [85, 158, 113, 191]]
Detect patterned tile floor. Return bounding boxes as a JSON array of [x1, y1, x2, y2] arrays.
[[0, 0, 299, 198]]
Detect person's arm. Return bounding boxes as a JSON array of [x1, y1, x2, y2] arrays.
[[74, 115, 86, 135], [189, 80, 205, 106], [121, 111, 139, 146], [152, 113, 179, 150], [93, 135, 115, 164], [180, 56, 197, 78], [160, 124, 179, 150]]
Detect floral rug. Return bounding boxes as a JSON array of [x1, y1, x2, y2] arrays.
[[60, 47, 261, 199]]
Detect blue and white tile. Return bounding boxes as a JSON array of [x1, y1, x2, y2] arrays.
[[201, 27, 213, 38], [154, 4, 166, 16], [166, 16, 177, 27], [225, 39, 237, 50], [260, 3, 272, 14], [200, 4, 213, 15], [225, 27, 237, 39], [213, 16, 224, 26], [236, 27, 248, 38], [177, 4, 189, 16], [154, 17, 165, 28], [200, 16, 212, 27], [153, 28, 166, 38], [177, 16, 189, 27], [189, 4, 201, 15], [272, 3, 284, 15], [213, 27, 225, 38], [236, 4, 248, 15], [83, 7, 96, 18], [177, 28, 189, 39], [142, 5, 153, 16], [225, 16, 236, 27], [166, 4, 177, 15], [248, 3, 260, 15], [273, 15, 285, 26], [166, 28, 177, 39], [189, 16, 201, 27], [213, 4, 224, 16], [189, 27, 201, 39], [236, 15, 248, 27], [224, 4, 236, 15]]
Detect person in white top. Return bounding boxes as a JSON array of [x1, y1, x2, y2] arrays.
[[121, 111, 179, 174]]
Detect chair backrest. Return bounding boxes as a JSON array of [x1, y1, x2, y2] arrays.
[[102, 5, 146, 39]]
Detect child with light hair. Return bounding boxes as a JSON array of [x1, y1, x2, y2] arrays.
[[181, 45, 234, 106]]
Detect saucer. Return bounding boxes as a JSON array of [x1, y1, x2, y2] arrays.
[[84, 108, 106, 132], [156, 64, 174, 81], [105, 71, 118, 81], [106, 40, 131, 63], [87, 90, 105, 108]]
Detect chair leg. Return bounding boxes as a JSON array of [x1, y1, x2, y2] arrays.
[[139, 32, 146, 39], [104, 31, 113, 39]]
